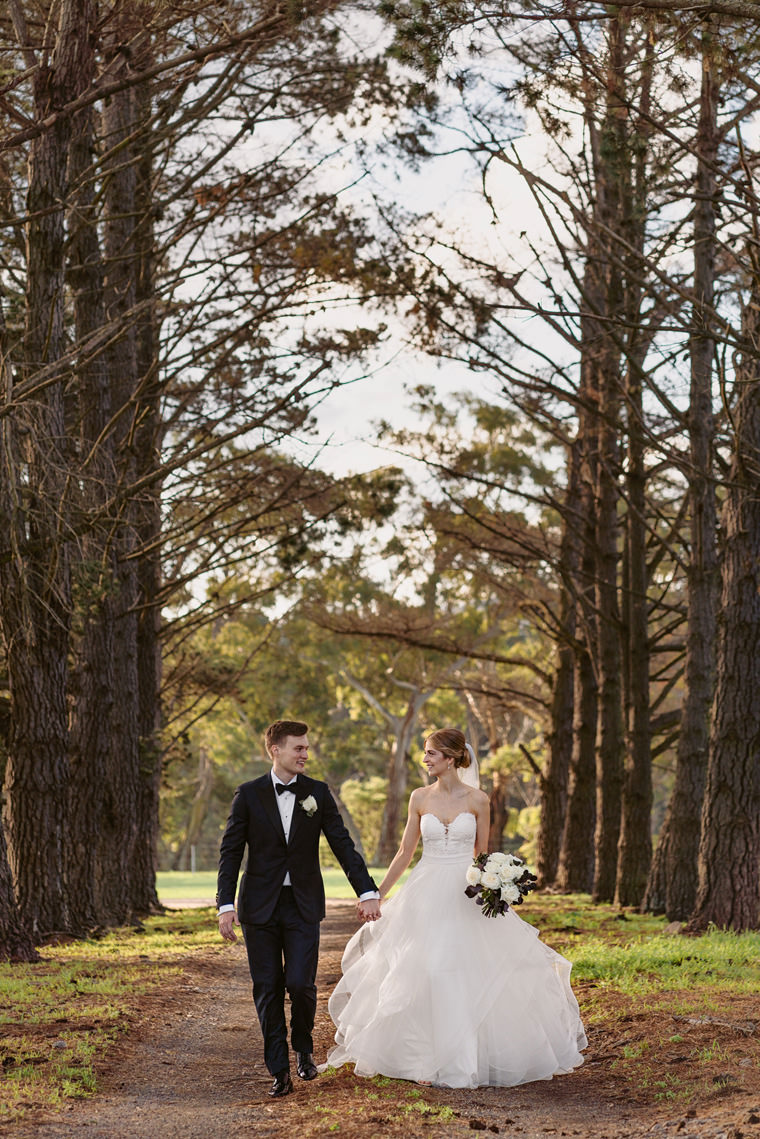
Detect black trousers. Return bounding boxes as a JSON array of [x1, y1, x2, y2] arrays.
[[241, 886, 320, 1076]]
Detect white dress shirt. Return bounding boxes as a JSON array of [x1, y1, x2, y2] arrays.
[[272, 771, 297, 884]]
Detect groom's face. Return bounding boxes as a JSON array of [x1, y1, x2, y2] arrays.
[[272, 734, 309, 783]]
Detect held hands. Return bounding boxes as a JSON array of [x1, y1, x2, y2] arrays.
[[357, 898, 381, 923], [218, 910, 239, 943]]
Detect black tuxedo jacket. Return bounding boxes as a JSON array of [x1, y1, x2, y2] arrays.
[[216, 772, 376, 925]]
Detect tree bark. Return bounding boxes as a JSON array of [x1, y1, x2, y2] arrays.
[[90, 22, 144, 923], [592, 14, 626, 904], [615, 357, 652, 906], [0, 819, 38, 962], [0, 1, 87, 936], [614, 22, 655, 908], [129, 42, 163, 915], [556, 397, 598, 894], [556, 644, 597, 893], [0, 299, 38, 959], [555, 247, 601, 895], [65, 0, 116, 932], [374, 692, 429, 864], [536, 443, 580, 886], [489, 770, 510, 853], [643, 32, 718, 920], [686, 282, 760, 933]]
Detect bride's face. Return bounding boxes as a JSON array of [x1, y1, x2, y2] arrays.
[[423, 744, 448, 778]]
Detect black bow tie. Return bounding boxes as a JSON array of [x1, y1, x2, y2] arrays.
[[276, 782, 297, 796]]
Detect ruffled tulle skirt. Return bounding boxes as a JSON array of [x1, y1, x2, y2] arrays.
[[325, 850, 587, 1088]]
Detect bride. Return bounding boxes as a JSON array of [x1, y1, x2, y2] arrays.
[[324, 728, 588, 1089]]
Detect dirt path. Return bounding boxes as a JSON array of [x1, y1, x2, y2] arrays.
[[7, 901, 759, 1139]]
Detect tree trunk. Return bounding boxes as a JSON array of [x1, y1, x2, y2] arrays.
[[615, 361, 651, 906], [175, 747, 215, 872], [91, 30, 144, 923], [556, 282, 599, 896], [590, 376, 624, 902], [643, 33, 718, 920], [66, 1, 116, 932], [687, 284, 760, 933], [0, 2, 87, 936], [129, 48, 163, 915], [592, 15, 627, 904], [0, 820, 38, 962], [614, 23, 654, 908], [556, 645, 597, 893], [489, 770, 510, 853], [537, 443, 580, 886], [0, 300, 37, 959], [374, 693, 428, 864]]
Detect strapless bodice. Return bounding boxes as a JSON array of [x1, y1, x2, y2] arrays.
[[420, 811, 477, 860]]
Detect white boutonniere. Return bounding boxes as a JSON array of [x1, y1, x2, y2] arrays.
[[300, 795, 318, 817]]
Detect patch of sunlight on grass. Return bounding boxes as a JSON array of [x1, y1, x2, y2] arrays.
[[565, 927, 760, 993]]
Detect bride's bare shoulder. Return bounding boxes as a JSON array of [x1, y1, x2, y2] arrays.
[[408, 787, 428, 813]]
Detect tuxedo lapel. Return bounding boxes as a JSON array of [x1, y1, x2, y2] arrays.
[[258, 775, 286, 844]]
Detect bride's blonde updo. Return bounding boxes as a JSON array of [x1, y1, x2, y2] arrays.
[[425, 728, 470, 769]]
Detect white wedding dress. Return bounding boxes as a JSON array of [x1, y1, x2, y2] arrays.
[[325, 812, 587, 1088]]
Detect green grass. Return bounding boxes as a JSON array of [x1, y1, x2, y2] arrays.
[[156, 870, 216, 902], [0, 910, 219, 1124], [561, 926, 760, 994], [156, 867, 408, 903], [516, 891, 667, 941]]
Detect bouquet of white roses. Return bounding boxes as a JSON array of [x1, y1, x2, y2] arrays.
[[464, 851, 538, 917]]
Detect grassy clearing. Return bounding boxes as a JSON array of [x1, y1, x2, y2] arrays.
[[520, 894, 760, 997], [156, 867, 409, 903], [516, 899, 751, 1004], [517, 891, 667, 943], [156, 870, 217, 902], [566, 926, 760, 994], [0, 910, 218, 1124]]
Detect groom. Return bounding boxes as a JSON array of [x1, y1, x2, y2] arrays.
[[217, 719, 380, 1098]]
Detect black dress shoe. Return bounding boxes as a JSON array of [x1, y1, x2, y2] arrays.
[[296, 1052, 318, 1080], [269, 1070, 293, 1098]]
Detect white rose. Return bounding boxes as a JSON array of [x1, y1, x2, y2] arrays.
[[501, 884, 521, 904], [488, 852, 508, 865], [465, 865, 483, 886], [499, 865, 520, 884], [300, 795, 318, 817], [481, 871, 501, 890]]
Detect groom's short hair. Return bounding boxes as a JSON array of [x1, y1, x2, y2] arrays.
[[265, 719, 309, 756]]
